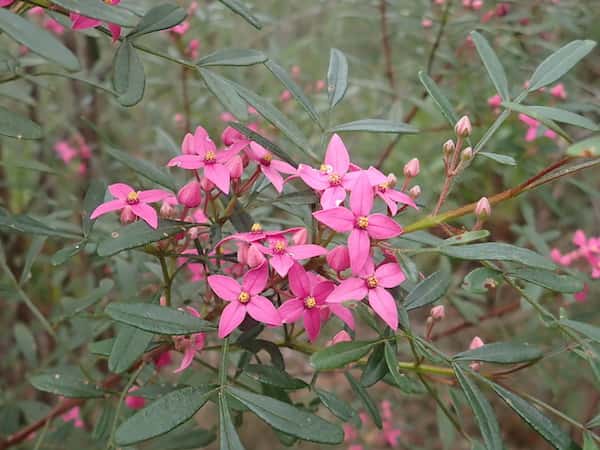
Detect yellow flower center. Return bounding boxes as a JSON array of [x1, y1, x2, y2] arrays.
[[273, 240, 286, 254], [377, 182, 389, 192], [126, 191, 140, 205], [251, 223, 262, 233], [320, 164, 332, 174], [356, 216, 369, 229], [204, 150, 216, 164], [328, 173, 342, 186], [261, 153, 272, 166], [366, 275, 378, 289], [304, 296, 317, 309], [238, 291, 250, 304]]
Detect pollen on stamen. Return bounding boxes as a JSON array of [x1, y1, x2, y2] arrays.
[[328, 173, 342, 186], [204, 150, 217, 164], [238, 291, 250, 304], [320, 164, 333, 174], [304, 296, 317, 309], [126, 191, 140, 205], [366, 275, 378, 289], [377, 182, 389, 192], [356, 216, 369, 229], [251, 223, 262, 233], [261, 153, 273, 166], [273, 240, 286, 254]]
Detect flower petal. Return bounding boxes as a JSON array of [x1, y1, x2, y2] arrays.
[[138, 189, 171, 203], [247, 295, 281, 326], [328, 304, 355, 330], [70, 14, 102, 29], [313, 207, 355, 232], [204, 163, 231, 194], [288, 244, 327, 260], [270, 253, 294, 277], [207, 275, 241, 301], [173, 344, 196, 373], [218, 302, 247, 338], [130, 203, 158, 228], [304, 309, 321, 342], [90, 199, 124, 219], [349, 172, 373, 216], [297, 164, 329, 190], [386, 189, 417, 209], [348, 228, 370, 275], [375, 263, 406, 288], [261, 165, 284, 193], [108, 23, 121, 41], [279, 298, 305, 323], [368, 287, 398, 330], [366, 214, 403, 239], [271, 159, 296, 174], [167, 154, 203, 169], [288, 263, 309, 297], [108, 183, 134, 200], [325, 134, 350, 175], [327, 277, 368, 303], [321, 186, 346, 209], [242, 262, 268, 295], [378, 192, 398, 216]]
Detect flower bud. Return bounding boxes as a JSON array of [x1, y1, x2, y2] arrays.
[[327, 330, 352, 346], [247, 244, 265, 267], [472, 0, 483, 10], [469, 336, 484, 350], [226, 155, 244, 179], [125, 387, 146, 410], [550, 83, 567, 100], [461, 146, 473, 161], [237, 242, 249, 264], [475, 196, 491, 219], [455, 115, 472, 137], [443, 139, 455, 155], [160, 200, 176, 218], [409, 185, 421, 199], [315, 79, 326, 91], [430, 305, 446, 321], [292, 227, 308, 245], [279, 90, 292, 102], [386, 173, 398, 188], [291, 65, 301, 77], [326, 245, 350, 272], [421, 18, 433, 28], [120, 206, 136, 225], [403, 158, 420, 178], [177, 180, 202, 208], [200, 176, 215, 192]]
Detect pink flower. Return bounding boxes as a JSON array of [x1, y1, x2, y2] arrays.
[[315, 79, 326, 91], [327, 330, 352, 346], [0, 0, 14, 7], [487, 94, 502, 109], [279, 265, 354, 342], [421, 18, 433, 28], [70, 0, 121, 41], [44, 17, 65, 35], [168, 126, 240, 194], [326, 245, 350, 273], [170, 21, 189, 36], [186, 39, 200, 59], [469, 336, 485, 370], [247, 142, 296, 193], [430, 305, 445, 321], [173, 306, 206, 373], [550, 83, 567, 100], [279, 89, 292, 102], [208, 263, 280, 338], [54, 140, 78, 164], [297, 134, 360, 209], [125, 386, 146, 410], [366, 167, 417, 215], [518, 114, 558, 142], [313, 173, 403, 274], [61, 406, 84, 428], [90, 183, 171, 229], [327, 259, 405, 330], [256, 233, 326, 277], [153, 350, 172, 369], [177, 180, 203, 208]]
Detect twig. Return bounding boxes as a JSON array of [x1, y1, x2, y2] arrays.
[[379, 0, 396, 96]]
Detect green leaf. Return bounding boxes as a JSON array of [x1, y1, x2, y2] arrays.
[[197, 48, 267, 67], [30, 369, 104, 398], [108, 324, 153, 374], [329, 119, 418, 134], [0, 212, 81, 239], [453, 365, 503, 450], [144, 427, 216, 450], [82, 179, 108, 235], [443, 230, 490, 246], [507, 268, 584, 293], [463, 267, 502, 294], [105, 303, 215, 335], [567, 135, 600, 157], [105, 146, 176, 191], [198, 69, 248, 121], [360, 343, 388, 387], [560, 319, 600, 344], [344, 372, 382, 429], [470, 31, 510, 101], [265, 59, 322, 127], [0, 9, 79, 71], [112, 40, 146, 107], [528, 40, 596, 91], [218, 0, 262, 30], [226, 122, 295, 166], [219, 393, 246, 450], [502, 102, 571, 141], [309, 340, 376, 370], [440, 243, 555, 270], [19, 235, 46, 285], [244, 364, 307, 390], [384, 342, 406, 389], [96, 220, 193, 257], [453, 342, 542, 364], [227, 386, 343, 444], [14, 322, 37, 367], [583, 432, 599, 450], [507, 105, 597, 131], [128, 4, 187, 38], [315, 388, 356, 422], [484, 379, 581, 450], [404, 271, 450, 311], [51, 0, 138, 26], [418, 71, 458, 127], [89, 338, 114, 357], [327, 48, 349, 109], [115, 386, 214, 446], [0, 105, 43, 140], [61, 278, 114, 317], [479, 152, 517, 166]]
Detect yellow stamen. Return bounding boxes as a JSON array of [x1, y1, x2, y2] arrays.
[[305, 296, 317, 309], [366, 275, 378, 289], [238, 291, 250, 304], [356, 216, 369, 229], [126, 191, 140, 205], [273, 240, 286, 254], [328, 173, 342, 186], [251, 223, 262, 232], [204, 150, 216, 163], [261, 153, 273, 166]]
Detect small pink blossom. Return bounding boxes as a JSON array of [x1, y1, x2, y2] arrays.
[[366, 167, 417, 215], [455, 115, 472, 137], [256, 233, 326, 277], [314, 79, 326, 91], [326, 245, 350, 273], [518, 114, 558, 142], [61, 406, 84, 428], [0, 0, 14, 7], [54, 140, 78, 164], [403, 158, 420, 178], [279, 89, 292, 102], [327, 330, 352, 346], [125, 386, 146, 410], [475, 197, 491, 218], [469, 336, 485, 370], [170, 21, 190, 36], [186, 39, 200, 59], [430, 305, 445, 321], [173, 306, 205, 373], [70, 0, 121, 41], [550, 83, 567, 100], [153, 350, 172, 369], [177, 180, 202, 208], [421, 18, 433, 28], [487, 94, 502, 109], [247, 142, 296, 193]]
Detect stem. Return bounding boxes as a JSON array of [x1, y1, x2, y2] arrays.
[[433, 136, 463, 215], [158, 255, 172, 306], [219, 337, 230, 388], [379, 0, 396, 96]]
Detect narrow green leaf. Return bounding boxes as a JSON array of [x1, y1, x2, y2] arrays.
[[219, 393, 246, 450], [144, 427, 216, 450], [470, 31, 510, 101], [360, 343, 388, 387], [327, 48, 349, 109], [479, 152, 517, 166], [0, 9, 80, 71], [227, 386, 344, 444], [19, 236, 46, 286], [528, 40, 596, 91], [560, 319, 600, 344], [315, 388, 356, 422], [453, 342, 542, 364], [226, 122, 295, 166], [463, 267, 502, 294], [418, 71, 458, 127], [198, 69, 248, 121], [566, 135, 600, 157], [51, 0, 138, 26], [310, 340, 376, 370], [13, 323, 37, 367], [384, 342, 405, 389], [197, 48, 267, 67], [329, 119, 418, 134], [404, 271, 450, 311], [453, 365, 503, 450], [344, 372, 382, 429], [583, 432, 599, 450], [105, 146, 176, 191], [112, 40, 146, 107], [115, 386, 214, 446], [105, 303, 215, 335], [61, 279, 114, 317], [502, 102, 571, 142], [507, 268, 584, 293], [443, 230, 490, 246], [108, 324, 153, 374], [0, 212, 80, 239], [244, 364, 307, 390], [82, 179, 108, 235], [0, 105, 43, 140], [218, 0, 262, 30], [30, 370, 104, 398], [51, 242, 83, 266], [128, 4, 187, 38], [507, 105, 597, 131], [440, 243, 555, 270], [89, 338, 114, 357]]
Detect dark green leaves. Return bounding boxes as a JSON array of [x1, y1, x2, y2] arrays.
[[113, 40, 146, 107], [227, 386, 344, 444], [244, 364, 307, 390], [199, 69, 248, 121], [197, 49, 267, 67], [528, 40, 596, 91], [96, 220, 193, 257], [105, 303, 215, 335], [560, 320, 600, 344], [82, 180, 108, 236], [115, 386, 215, 446], [310, 340, 376, 370], [105, 146, 177, 191], [128, 4, 187, 38], [108, 324, 153, 374], [404, 271, 450, 311], [0, 9, 80, 71], [418, 71, 458, 127], [440, 243, 555, 270], [507, 268, 584, 293], [327, 48, 349, 109], [453, 342, 542, 364], [51, 0, 138, 27], [344, 373, 382, 429], [0, 105, 43, 140], [479, 152, 517, 166], [470, 31, 510, 101], [219, 393, 246, 450], [218, 0, 262, 30], [30, 369, 104, 398], [315, 388, 356, 422], [329, 119, 418, 134]]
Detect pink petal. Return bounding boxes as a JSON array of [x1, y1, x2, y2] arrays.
[[218, 302, 247, 338], [261, 165, 284, 193], [288, 244, 327, 260], [108, 23, 121, 41], [328, 304, 355, 330], [130, 203, 158, 228], [348, 228, 370, 275], [368, 287, 398, 330], [247, 295, 281, 326], [167, 154, 203, 169], [193, 126, 216, 156], [207, 275, 241, 301], [386, 189, 417, 209], [366, 214, 402, 239], [298, 164, 329, 190], [242, 262, 268, 295], [90, 199, 124, 219], [366, 166, 388, 185], [288, 264, 309, 298], [325, 134, 350, 174], [108, 183, 134, 200], [313, 280, 335, 302], [174, 344, 196, 373], [270, 253, 294, 277], [279, 298, 305, 323], [321, 186, 346, 209], [313, 207, 355, 232], [70, 14, 102, 29], [378, 192, 398, 216], [271, 160, 296, 174], [304, 309, 321, 342], [375, 263, 406, 288], [349, 173, 373, 216], [138, 189, 171, 203], [327, 277, 368, 303], [525, 127, 537, 142], [204, 163, 230, 194]]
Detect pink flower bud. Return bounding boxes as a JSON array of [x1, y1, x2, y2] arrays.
[[247, 244, 265, 267], [409, 185, 421, 199], [177, 180, 202, 208], [200, 176, 215, 192], [455, 115, 472, 137], [421, 18, 433, 28], [326, 245, 350, 272], [279, 89, 292, 102], [475, 197, 491, 218], [120, 206, 136, 225], [487, 94, 502, 109], [237, 242, 249, 264], [430, 305, 446, 321], [160, 199, 176, 218], [188, 1, 198, 14], [291, 65, 301, 77], [550, 248, 563, 264], [386, 173, 398, 188], [125, 386, 146, 410], [462, 0, 472, 7], [226, 155, 244, 179], [153, 350, 172, 369], [573, 230, 587, 247], [327, 330, 352, 346], [220, 112, 236, 123], [469, 336, 484, 350], [461, 146, 473, 161], [434, 0, 445, 4], [292, 227, 308, 245], [403, 158, 420, 178], [472, 0, 483, 10], [443, 139, 455, 154], [315, 79, 326, 91]]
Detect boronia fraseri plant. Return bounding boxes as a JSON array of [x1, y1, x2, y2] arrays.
[[0, 1, 599, 450]]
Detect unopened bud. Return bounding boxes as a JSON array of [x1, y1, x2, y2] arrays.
[[160, 199, 176, 218], [472, 0, 483, 10], [403, 158, 420, 178], [469, 336, 484, 350], [177, 180, 202, 208], [430, 305, 446, 321], [409, 185, 421, 199], [120, 206, 136, 225], [326, 245, 350, 272], [475, 196, 491, 219], [386, 173, 398, 188], [443, 139, 455, 155], [292, 228, 308, 245], [226, 155, 244, 179], [461, 147, 473, 161], [455, 115, 472, 137]]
